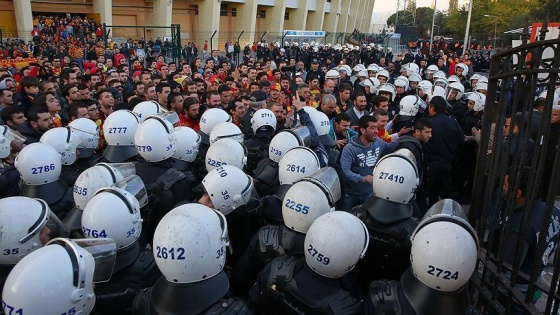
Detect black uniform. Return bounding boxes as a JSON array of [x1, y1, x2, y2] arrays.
[[248, 256, 362, 314], [133, 271, 251, 315], [364, 268, 479, 315], [230, 224, 305, 298], [93, 242, 161, 314], [352, 197, 419, 291]]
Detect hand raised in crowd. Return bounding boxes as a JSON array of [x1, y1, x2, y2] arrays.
[[292, 90, 305, 111]]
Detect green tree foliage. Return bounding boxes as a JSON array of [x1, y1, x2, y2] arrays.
[[530, 0, 560, 23]]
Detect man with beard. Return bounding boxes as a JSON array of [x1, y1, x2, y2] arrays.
[[17, 106, 53, 144], [182, 96, 201, 131]]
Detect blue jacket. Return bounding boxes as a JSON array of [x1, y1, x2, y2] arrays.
[[339, 135, 398, 197]]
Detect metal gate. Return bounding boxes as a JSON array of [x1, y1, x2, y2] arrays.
[[469, 23, 560, 314], [102, 23, 182, 64]]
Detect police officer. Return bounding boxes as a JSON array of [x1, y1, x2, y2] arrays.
[[244, 108, 276, 176], [193, 108, 232, 182], [231, 167, 339, 298], [132, 203, 250, 314], [134, 113, 191, 239], [40, 126, 83, 186], [248, 211, 368, 314], [199, 165, 259, 266], [68, 117, 102, 169], [352, 149, 421, 290], [171, 126, 200, 181], [66, 162, 137, 232], [15, 142, 75, 219], [205, 138, 248, 172], [0, 125, 22, 198], [0, 196, 68, 300], [365, 199, 479, 315], [82, 186, 161, 314], [392, 95, 428, 135], [3, 237, 117, 315], [257, 146, 321, 225], [102, 109, 141, 163]]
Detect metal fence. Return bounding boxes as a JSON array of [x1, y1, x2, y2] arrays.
[[469, 25, 560, 314]]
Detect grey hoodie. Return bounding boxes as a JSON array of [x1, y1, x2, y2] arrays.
[[338, 135, 398, 197]]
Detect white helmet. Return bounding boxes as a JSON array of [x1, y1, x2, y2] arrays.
[[309, 111, 335, 147], [426, 65, 439, 77], [268, 126, 311, 162], [376, 69, 390, 81], [202, 165, 254, 215], [282, 167, 341, 233], [360, 77, 381, 94], [417, 80, 433, 96], [377, 83, 396, 101], [2, 237, 116, 315], [467, 92, 486, 111], [69, 118, 99, 157], [410, 199, 479, 292], [304, 211, 369, 278], [430, 86, 447, 100], [40, 127, 82, 165], [278, 147, 320, 185], [399, 95, 427, 117], [103, 110, 139, 162], [447, 82, 465, 101], [73, 162, 135, 210], [199, 108, 232, 145], [403, 63, 420, 76], [325, 69, 340, 84], [372, 149, 419, 203], [408, 73, 422, 84], [134, 115, 177, 162], [352, 64, 366, 75], [132, 100, 167, 123], [338, 65, 351, 76], [205, 138, 247, 172], [434, 77, 449, 90], [367, 64, 380, 76], [447, 75, 460, 84], [251, 109, 277, 135], [153, 203, 229, 283], [15, 142, 61, 185], [538, 89, 560, 106], [0, 197, 67, 265], [209, 122, 244, 144], [172, 127, 201, 163], [470, 73, 482, 85], [455, 63, 468, 75], [394, 78, 409, 91], [434, 70, 447, 79], [82, 186, 143, 249], [475, 82, 488, 93], [0, 125, 25, 159]]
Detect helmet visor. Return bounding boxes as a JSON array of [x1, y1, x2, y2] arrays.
[[300, 167, 341, 205], [113, 175, 148, 207], [98, 162, 136, 180], [47, 237, 117, 284], [159, 111, 179, 126], [20, 200, 69, 244]]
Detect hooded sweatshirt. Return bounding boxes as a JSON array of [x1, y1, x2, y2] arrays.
[[339, 134, 398, 197]]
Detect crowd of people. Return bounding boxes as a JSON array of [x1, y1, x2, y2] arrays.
[[1, 11, 560, 314]]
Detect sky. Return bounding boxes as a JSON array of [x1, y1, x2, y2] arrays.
[[373, 0, 470, 13]]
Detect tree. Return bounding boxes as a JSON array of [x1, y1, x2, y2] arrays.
[[387, 10, 414, 27], [531, 0, 560, 23], [415, 7, 435, 37]]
